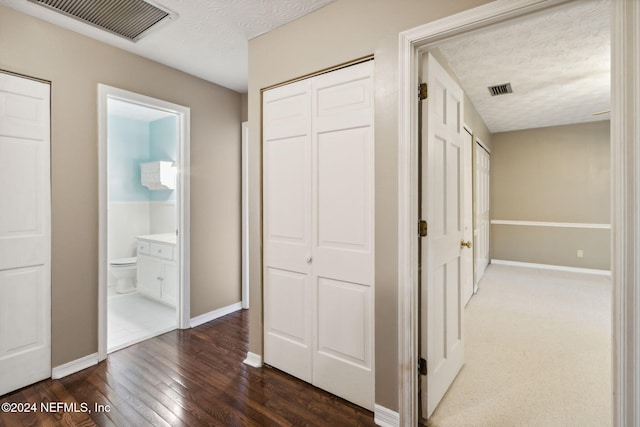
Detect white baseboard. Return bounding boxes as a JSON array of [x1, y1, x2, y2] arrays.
[[190, 302, 243, 327], [51, 353, 99, 379], [374, 404, 400, 427], [491, 259, 611, 276], [243, 352, 262, 368]]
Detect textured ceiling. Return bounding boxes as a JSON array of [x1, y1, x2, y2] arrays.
[[2, 0, 610, 132], [0, 0, 334, 92], [436, 0, 610, 133]]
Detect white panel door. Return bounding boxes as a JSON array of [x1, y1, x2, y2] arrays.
[[474, 142, 490, 288], [420, 53, 466, 419], [263, 79, 313, 382], [263, 61, 374, 410], [0, 72, 51, 396], [461, 129, 473, 306], [311, 61, 374, 410]]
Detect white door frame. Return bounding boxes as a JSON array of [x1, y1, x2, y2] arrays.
[[97, 84, 191, 361], [398, 0, 640, 425], [242, 121, 250, 309]]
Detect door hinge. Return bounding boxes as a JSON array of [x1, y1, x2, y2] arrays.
[[419, 83, 428, 100], [419, 357, 428, 376], [418, 220, 428, 237]]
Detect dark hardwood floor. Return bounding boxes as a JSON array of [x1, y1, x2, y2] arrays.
[[0, 310, 376, 426]]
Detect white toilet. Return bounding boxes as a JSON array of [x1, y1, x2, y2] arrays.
[[110, 257, 137, 293]]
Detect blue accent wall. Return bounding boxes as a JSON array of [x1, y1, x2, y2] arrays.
[[108, 114, 177, 202], [108, 115, 150, 202]]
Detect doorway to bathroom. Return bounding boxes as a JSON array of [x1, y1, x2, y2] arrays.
[[97, 85, 191, 359]]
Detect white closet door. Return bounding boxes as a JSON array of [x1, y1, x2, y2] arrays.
[[461, 129, 473, 306], [263, 79, 313, 382], [263, 61, 374, 411], [311, 61, 374, 410], [474, 143, 490, 287], [0, 72, 51, 395]]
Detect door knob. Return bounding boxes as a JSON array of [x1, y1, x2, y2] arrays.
[[460, 240, 472, 249], [306, 256, 312, 263]]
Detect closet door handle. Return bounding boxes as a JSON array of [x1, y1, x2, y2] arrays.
[[306, 256, 312, 263]]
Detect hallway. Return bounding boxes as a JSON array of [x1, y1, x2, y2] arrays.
[[430, 265, 611, 426], [0, 310, 376, 426]]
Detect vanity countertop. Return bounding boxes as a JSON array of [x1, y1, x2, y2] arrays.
[[137, 233, 177, 245]]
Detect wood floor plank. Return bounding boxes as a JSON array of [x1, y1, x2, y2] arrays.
[[45, 381, 97, 427], [0, 309, 376, 427], [58, 368, 126, 427], [83, 367, 156, 427]]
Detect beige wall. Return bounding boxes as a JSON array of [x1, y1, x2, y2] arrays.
[[0, 6, 243, 366], [248, 0, 492, 410], [241, 93, 248, 122], [491, 121, 611, 270], [465, 93, 492, 151]]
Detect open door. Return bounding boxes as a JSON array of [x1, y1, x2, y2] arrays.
[[97, 85, 191, 360], [419, 52, 469, 419]]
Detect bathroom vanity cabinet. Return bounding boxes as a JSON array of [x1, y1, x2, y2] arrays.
[[136, 234, 177, 307]]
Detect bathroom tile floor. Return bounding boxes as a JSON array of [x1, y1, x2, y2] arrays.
[[108, 291, 177, 353]]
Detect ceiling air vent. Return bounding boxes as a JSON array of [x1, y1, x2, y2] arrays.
[[27, 0, 176, 42], [488, 83, 513, 96]]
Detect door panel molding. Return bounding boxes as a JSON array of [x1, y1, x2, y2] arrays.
[[420, 52, 466, 418], [0, 71, 51, 395], [263, 60, 374, 410]]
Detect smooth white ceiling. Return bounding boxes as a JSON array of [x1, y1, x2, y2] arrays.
[[0, 0, 334, 93], [436, 0, 610, 133], [2, 0, 610, 132]]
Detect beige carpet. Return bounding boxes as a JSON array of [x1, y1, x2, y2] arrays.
[[428, 264, 612, 427]]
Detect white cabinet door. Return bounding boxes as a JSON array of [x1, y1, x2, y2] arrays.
[[420, 53, 466, 419], [161, 261, 178, 307], [137, 255, 162, 300], [0, 72, 51, 396], [137, 244, 177, 307], [263, 61, 375, 410]]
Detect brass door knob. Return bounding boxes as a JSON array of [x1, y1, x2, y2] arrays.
[[461, 240, 472, 249]]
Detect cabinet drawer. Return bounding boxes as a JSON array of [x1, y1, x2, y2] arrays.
[[150, 243, 174, 260], [137, 240, 150, 255]]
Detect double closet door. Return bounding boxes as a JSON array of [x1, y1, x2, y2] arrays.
[[262, 60, 375, 410]]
